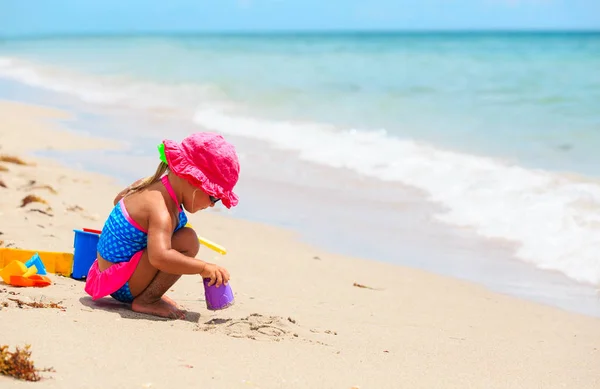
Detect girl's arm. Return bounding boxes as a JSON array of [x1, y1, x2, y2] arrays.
[[145, 199, 209, 275], [141, 191, 230, 286]]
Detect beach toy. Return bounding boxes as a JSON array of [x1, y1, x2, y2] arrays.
[[203, 278, 234, 310], [10, 276, 35, 287], [25, 253, 47, 275], [10, 271, 52, 287], [0, 260, 28, 284], [0, 261, 49, 287], [23, 264, 38, 278], [198, 236, 227, 255], [72, 229, 100, 280], [0, 248, 73, 276], [185, 223, 227, 255], [83, 228, 102, 234], [29, 274, 52, 287]]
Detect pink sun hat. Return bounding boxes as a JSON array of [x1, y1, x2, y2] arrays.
[[162, 132, 240, 208]]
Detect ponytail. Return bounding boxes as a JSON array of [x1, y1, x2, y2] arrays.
[[124, 162, 169, 197]]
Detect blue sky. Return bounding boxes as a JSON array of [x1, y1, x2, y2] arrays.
[[1, 0, 598, 37]]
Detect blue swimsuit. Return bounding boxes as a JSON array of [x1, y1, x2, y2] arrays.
[[97, 175, 188, 303]]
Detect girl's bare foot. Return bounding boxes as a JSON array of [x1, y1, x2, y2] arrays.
[[132, 296, 186, 319], [161, 294, 183, 310]]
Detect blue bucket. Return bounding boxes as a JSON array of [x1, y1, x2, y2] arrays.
[[72, 229, 100, 280]]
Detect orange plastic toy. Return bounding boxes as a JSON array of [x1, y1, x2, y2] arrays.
[[29, 274, 52, 287], [10, 274, 52, 287], [0, 259, 52, 287], [10, 276, 35, 287]]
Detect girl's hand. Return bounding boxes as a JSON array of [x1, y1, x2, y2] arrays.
[[201, 263, 230, 287]]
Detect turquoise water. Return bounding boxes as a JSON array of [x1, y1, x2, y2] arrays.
[[2, 32, 599, 172], [2, 32, 600, 290]]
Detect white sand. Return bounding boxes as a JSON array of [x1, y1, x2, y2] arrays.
[[0, 100, 599, 389]]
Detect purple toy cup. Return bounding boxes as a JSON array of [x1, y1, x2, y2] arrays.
[[203, 278, 235, 310]]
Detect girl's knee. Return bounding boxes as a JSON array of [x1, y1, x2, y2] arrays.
[[172, 227, 199, 257]]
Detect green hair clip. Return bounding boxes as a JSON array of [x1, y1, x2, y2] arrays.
[[157, 143, 168, 165]]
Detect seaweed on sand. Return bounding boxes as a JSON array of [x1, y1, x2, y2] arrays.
[[0, 345, 54, 382]]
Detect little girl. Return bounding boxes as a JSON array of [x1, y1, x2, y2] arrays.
[[85, 132, 240, 319]]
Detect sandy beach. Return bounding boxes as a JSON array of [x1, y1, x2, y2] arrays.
[[0, 99, 599, 389]]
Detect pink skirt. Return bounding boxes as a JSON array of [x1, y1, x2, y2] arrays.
[[84, 250, 143, 300]]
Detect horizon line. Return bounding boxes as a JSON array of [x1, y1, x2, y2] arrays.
[[2, 28, 599, 40]]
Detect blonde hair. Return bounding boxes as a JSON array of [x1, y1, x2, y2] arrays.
[[125, 162, 169, 197]]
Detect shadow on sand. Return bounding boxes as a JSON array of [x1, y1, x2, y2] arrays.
[[79, 296, 201, 323]]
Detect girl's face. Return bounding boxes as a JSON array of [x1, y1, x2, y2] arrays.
[[181, 180, 219, 213]]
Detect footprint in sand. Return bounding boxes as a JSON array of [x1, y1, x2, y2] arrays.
[[196, 313, 337, 344], [197, 313, 293, 341]]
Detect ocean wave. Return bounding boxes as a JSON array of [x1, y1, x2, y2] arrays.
[[0, 56, 225, 113], [193, 108, 600, 286], [2, 55, 600, 285]]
